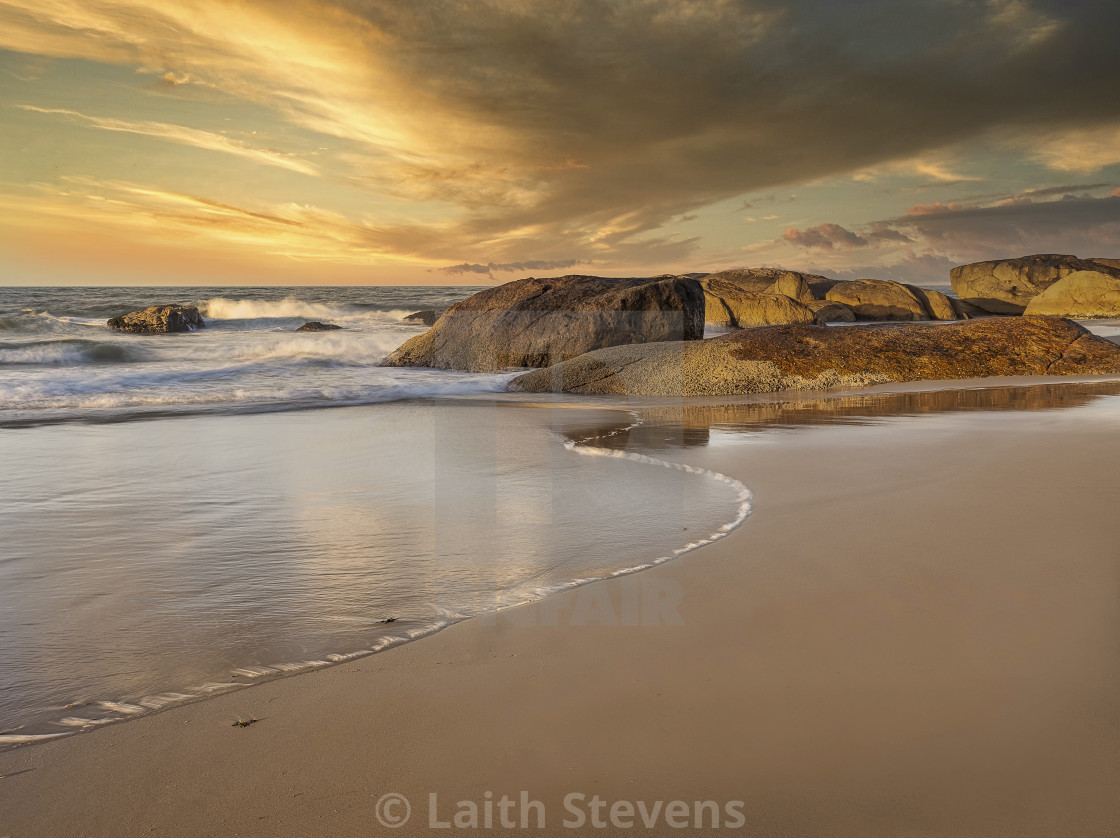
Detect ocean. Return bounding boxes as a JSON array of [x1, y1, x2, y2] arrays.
[[0, 285, 505, 426], [0, 286, 749, 746]]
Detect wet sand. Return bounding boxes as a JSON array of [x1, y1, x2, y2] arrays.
[[2, 379, 1119, 836]]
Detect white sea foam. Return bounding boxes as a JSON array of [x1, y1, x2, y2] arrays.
[[201, 296, 353, 321], [0, 732, 70, 743]]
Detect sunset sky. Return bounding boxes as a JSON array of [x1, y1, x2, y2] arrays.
[[1, 0, 1119, 286]]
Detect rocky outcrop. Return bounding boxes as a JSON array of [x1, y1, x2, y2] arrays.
[[381, 275, 704, 372], [807, 301, 857, 322], [825, 280, 933, 321], [1023, 271, 1120, 318], [402, 309, 446, 326], [107, 305, 204, 334], [296, 321, 342, 332], [950, 254, 1120, 314], [509, 317, 1120, 396]]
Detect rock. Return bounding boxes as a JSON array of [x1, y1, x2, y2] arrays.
[[709, 289, 818, 329], [1090, 258, 1120, 271], [950, 298, 988, 319], [769, 273, 816, 305], [700, 268, 834, 324], [381, 275, 704, 372], [107, 305, 204, 334], [402, 309, 445, 326], [950, 254, 1120, 314], [296, 321, 342, 332], [825, 280, 930, 321], [509, 317, 1120, 396], [903, 285, 965, 321], [807, 300, 857, 322], [1022, 271, 1120, 318]]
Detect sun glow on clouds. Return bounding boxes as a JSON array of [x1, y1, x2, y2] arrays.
[[0, 0, 1118, 284], [18, 105, 320, 175]]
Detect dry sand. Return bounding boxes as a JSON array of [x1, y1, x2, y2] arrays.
[[1, 380, 1119, 837]]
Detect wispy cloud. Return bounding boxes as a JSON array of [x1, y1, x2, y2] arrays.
[[439, 259, 586, 277], [1026, 124, 1120, 173], [17, 105, 318, 175]]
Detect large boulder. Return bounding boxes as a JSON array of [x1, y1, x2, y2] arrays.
[[825, 280, 931, 321], [1023, 271, 1120, 318], [381, 275, 704, 372], [509, 317, 1120, 396], [700, 270, 822, 328], [950, 254, 1120, 314], [107, 305, 204, 334], [703, 288, 818, 329]]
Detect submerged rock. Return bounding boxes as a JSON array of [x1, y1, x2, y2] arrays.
[[296, 321, 342, 332], [1023, 271, 1120, 318], [402, 309, 446, 326], [381, 274, 704, 372], [107, 305, 204, 334], [509, 317, 1120, 396], [950, 254, 1120, 314]]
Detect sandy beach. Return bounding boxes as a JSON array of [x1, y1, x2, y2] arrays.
[[2, 378, 1119, 837]]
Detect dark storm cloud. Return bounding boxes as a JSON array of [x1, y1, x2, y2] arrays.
[[895, 194, 1120, 259], [325, 0, 1120, 261], [6, 0, 1120, 269]]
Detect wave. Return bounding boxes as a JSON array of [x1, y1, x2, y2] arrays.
[[0, 339, 145, 366], [0, 370, 516, 425], [201, 296, 357, 321]]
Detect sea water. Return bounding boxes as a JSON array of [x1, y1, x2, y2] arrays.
[[0, 286, 748, 745]]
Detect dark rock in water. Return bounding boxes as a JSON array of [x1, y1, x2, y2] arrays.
[[403, 309, 446, 326], [107, 305, 204, 334], [509, 316, 1120, 396], [950, 254, 1120, 314], [381, 274, 704, 372], [296, 321, 342, 332]]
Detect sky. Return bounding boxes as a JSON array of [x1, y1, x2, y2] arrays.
[[1, 0, 1119, 287]]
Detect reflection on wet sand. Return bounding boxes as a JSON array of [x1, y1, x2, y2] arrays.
[[573, 379, 1120, 450]]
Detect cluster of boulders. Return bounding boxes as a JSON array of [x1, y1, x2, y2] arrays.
[[388, 254, 1120, 396], [697, 267, 971, 327], [951, 254, 1120, 318], [110, 252, 1120, 398]]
